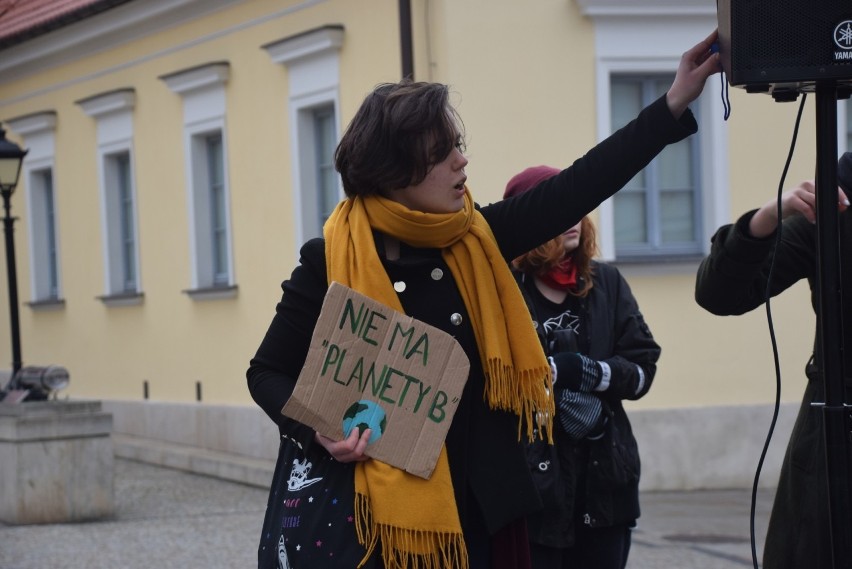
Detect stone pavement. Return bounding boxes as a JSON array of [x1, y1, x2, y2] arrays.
[[0, 457, 773, 568]]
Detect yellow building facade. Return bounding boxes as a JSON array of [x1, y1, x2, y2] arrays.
[[0, 0, 845, 488]]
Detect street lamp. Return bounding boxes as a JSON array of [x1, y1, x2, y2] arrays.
[[0, 127, 28, 377]]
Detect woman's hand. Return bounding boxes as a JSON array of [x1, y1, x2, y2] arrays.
[[748, 180, 850, 238], [666, 29, 722, 119], [314, 427, 373, 462]]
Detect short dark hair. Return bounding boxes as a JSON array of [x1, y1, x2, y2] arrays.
[[334, 80, 465, 198]]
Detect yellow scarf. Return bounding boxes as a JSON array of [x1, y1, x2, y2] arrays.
[[323, 189, 554, 569]]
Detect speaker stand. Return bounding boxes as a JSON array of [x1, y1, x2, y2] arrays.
[[813, 80, 852, 568]]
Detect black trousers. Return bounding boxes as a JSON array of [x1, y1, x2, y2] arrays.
[[528, 523, 632, 569]]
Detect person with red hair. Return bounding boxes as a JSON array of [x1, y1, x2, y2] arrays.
[[505, 165, 660, 569]]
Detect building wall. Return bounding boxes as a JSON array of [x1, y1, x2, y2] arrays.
[[0, 0, 406, 404], [0, 0, 842, 488]]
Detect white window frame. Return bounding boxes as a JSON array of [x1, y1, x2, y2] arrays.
[[7, 112, 62, 308], [102, 148, 138, 294], [311, 105, 339, 227], [576, 1, 726, 263], [189, 126, 229, 287], [264, 25, 344, 248], [29, 167, 60, 301], [77, 90, 143, 305], [161, 62, 236, 300]]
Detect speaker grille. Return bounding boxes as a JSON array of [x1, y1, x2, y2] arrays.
[[720, 0, 852, 86]]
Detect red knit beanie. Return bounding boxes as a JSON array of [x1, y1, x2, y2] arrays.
[[503, 165, 561, 199]]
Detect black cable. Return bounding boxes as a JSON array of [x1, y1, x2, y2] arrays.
[[721, 71, 731, 120], [749, 92, 808, 569]]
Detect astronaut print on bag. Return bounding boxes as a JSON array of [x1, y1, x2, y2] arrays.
[[287, 457, 322, 491], [274, 448, 360, 566]]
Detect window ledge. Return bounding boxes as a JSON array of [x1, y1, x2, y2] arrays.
[[183, 285, 238, 301], [97, 292, 144, 307], [26, 298, 66, 312], [575, 0, 715, 17], [611, 254, 705, 277]]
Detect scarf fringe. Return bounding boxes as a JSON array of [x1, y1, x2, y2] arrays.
[[484, 359, 555, 444], [355, 492, 469, 569]]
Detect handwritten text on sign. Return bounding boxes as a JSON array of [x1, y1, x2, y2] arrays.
[[282, 282, 470, 479]]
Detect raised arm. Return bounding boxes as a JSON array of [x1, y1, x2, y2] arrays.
[[486, 31, 721, 260], [666, 29, 721, 119]]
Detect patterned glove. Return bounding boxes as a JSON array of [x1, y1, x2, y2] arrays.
[[555, 389, 606, 440], [551, 352, 608, 392]]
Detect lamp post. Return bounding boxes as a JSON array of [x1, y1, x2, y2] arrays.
[[0, 128, 28, 377]]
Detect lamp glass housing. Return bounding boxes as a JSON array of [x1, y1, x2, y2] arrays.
[[0, 129, 26, 193], [0, 156, 22, 193]]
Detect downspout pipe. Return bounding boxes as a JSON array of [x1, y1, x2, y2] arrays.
[[399, 0, 414, 80]]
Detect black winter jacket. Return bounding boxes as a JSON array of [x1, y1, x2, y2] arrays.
[[694, 210, 852, 569], [517, 263, 660, 548]]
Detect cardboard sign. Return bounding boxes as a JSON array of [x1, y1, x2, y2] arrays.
[[282, 282, 470, 479]]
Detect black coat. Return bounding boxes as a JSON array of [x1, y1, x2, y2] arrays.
[[247, 94, 695, 565], [695, 210, 852, 569], [517, 263, 660, 548]]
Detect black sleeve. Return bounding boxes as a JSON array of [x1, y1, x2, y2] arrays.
[[246, 238, 328, 426], [482, 94, 698, 261], [694, 211, 814, 316], [598, 269, 660, 401]]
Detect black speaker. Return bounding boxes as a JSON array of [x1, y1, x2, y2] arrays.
[[718, 0, 852, 96]]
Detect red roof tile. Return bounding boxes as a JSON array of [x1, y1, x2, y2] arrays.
[[0, 0, 133, 48]]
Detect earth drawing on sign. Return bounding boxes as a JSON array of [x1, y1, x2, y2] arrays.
[[342, 400, 387, 445]]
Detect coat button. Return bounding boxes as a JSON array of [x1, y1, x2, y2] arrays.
[[450, 313, 463, 326], [538, 461, 549, 471], [430, 268, 444, 280], [393, 281, 406, 293]]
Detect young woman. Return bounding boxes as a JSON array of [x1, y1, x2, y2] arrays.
[[247, 32, 719, 569], [505, 166, 660, 569]]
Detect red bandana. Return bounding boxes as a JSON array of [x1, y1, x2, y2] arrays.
[[538, 256, 577, 290]]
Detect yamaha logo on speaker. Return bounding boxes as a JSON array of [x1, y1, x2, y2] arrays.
[[834, 20, 852, 61]]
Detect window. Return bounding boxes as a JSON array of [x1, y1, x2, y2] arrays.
[[100, 144, 141, 299], [160, 62, 235, 297], [264, 25, 343, 246], [314, 105, 339, 228], [198, 132, 229, 286], [611, 75, 702, 259], [102, 150, 139, 294], [7, 111, 63, 307], [184, 125, 233, 293], [573, 2, 725, 262], [30, 168, 60, 301], [290, 101, 341, 241], [77, 89, 142, 304]]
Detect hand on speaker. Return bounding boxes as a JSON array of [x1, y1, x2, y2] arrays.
[[748, 179, 850, 239], [666, 29, 721, 119]]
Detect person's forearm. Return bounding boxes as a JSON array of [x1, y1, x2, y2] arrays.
[[747, 203, 779, 239]]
